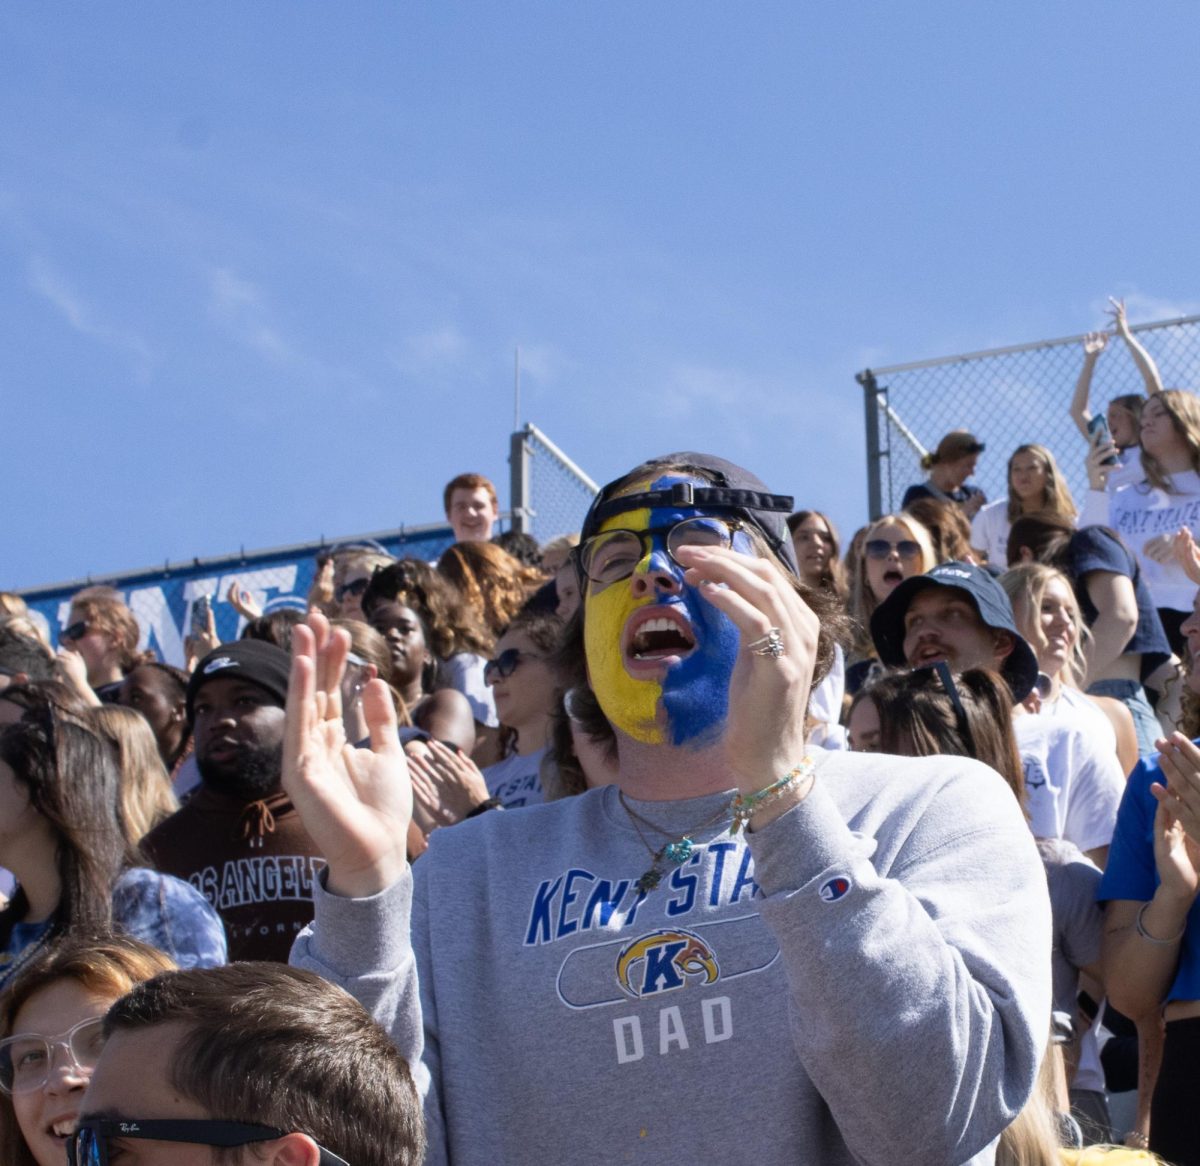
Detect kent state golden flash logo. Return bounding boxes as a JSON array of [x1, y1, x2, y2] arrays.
[[615, 929, 720, 998]]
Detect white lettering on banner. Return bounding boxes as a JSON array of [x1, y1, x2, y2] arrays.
[[131, 585, 191, 664], [612, 997, 733, 1065]]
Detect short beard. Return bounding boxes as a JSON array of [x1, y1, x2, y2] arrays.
[[197, 742, 283, 802]]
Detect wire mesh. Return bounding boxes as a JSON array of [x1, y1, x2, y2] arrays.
[[860, 316, 1200, 520], [511, 423, 599, 544]]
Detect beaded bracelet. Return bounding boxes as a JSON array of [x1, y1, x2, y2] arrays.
[[729, 757, 815, 834], [1135, 901, 1186, 945]]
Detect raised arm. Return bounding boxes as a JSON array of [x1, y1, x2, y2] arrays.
[[1071, 331, 1109, 441], [1109, 297, 1164, 397]]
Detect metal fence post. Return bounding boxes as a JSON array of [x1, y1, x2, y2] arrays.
[[509, 426, 533, 534], [857, 370, 883, 521]]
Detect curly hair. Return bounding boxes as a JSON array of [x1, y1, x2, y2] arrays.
[[362, 559, 493, 658], [438, 541, 545, 637]]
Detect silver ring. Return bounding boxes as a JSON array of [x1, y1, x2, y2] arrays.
[[747, 627, 785, 658]]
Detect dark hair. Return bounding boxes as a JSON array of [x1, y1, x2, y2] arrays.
[[559, 461, 850, 755], [492, 530, 543, 569], [1109, 393, 1144, 431], [443, 471, 497, 516], [240, 608, 306, 649], [0, 702, 133, 951], [1005, 512, 1074, 572], [865, 667, 1027, 814], [105, 963, 425, 1166], [362, 559, 493, 657], [0, 679, 94, 720], [786, 510, 848, 602], [0, 628, 54, 682], [0, 933, 176, 1166]]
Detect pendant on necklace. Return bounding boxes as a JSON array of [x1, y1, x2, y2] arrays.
[[635, 869, 662, 894], [663, 837, 695, 865]]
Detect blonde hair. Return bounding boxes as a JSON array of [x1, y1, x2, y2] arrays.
[[0, 593, 28, 618], [68, 586, 147, 673], [1141, 389, 1200, 490], [1000, 563, 1089, 689], [1006, 444, 1077, 523], [847, 513, 936, 658], [87, 704, 178, 846]]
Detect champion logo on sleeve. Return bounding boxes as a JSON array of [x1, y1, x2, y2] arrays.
[[818, 876, 851, 903]]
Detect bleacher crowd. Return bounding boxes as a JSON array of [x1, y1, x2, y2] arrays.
[[0, 300, 1198, 1165]]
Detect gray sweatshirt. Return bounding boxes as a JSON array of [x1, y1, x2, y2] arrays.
[[292, 747, 1051, 1165]]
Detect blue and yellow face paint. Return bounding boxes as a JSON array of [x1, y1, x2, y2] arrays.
[[583, 474, 747, 748]]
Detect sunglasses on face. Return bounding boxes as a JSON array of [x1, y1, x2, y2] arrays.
[[0, 1016, 106, 1094], [59, 620, 89, 641], [335, 578, 370, 603], [69, 1119, 351, 1166], [483, 648, 543, 684], [864, 539, 922, 561]]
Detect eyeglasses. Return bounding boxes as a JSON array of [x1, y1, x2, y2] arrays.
[[59, 620, 89, 642], [483, 648, 544, 685], [864, 539, 922, 561], [335, 578, 370, 603], [69, 1119, 351, 1166], [0, 1016, 106, 1094], [578, 516, 741, 585]]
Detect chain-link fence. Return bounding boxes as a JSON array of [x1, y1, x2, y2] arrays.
[[859, 315, 1200, 521], [509, 422, 599, 543], [20, 425, 598, 665]]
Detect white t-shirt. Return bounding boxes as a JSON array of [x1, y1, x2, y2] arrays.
[[1080, 469, 1200, 612], [439, 652, 499, 728], [483, 746, 546, 809], [970, 499, 1012, 567], [1040, 685, 1118, 761], [1014, 712, 1125, 855], [808, 643, 846, 750]]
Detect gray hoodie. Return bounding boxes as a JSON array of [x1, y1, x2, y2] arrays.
[[292, 747, 1051, 1165]]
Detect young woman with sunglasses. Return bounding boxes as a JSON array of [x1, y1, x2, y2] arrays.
[[0, 934, 175, 1166], [0, 692, 226, 994], [845, 513, 937, 694], [480, 613, 566, 809], [56, 588, 150, 706]]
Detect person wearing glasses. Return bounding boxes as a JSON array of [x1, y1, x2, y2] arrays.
[[56, 588, 150, 706], [480, 612, 566, 809], [72, 962, 424, 1166], [287, 452, 1051, 1166], [331, 548, 396, 623], [871, 561, 1125, 870], [845, 512, 936, 695], [0, 934, 175, 1166]]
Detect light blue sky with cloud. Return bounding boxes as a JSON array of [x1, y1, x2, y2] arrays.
[[5, 2, 1200, 588]]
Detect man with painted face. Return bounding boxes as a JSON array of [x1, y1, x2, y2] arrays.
[[287, 454, 1051, 1166]]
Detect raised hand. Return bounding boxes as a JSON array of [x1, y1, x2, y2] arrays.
[[1085, 440, 1117, 490], [1083, 331, 1109, 357], [1107, 296, 1132, 337], [55, 647, 100, 707], [1151, 734, 1200, 902], [283, 611, 412, 898], [675, 544, 817, 797], [1173, 529, 1200, 586], [227, 582, 263, 621]]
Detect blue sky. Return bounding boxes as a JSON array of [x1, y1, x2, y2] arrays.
[[5, 2, 1200, 589]]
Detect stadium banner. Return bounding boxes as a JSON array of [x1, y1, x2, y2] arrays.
[[20, 524, 456, 667]]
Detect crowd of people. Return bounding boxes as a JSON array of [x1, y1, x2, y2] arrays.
[[0, 304, 1198, 1164]]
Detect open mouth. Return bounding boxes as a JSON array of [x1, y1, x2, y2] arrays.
[[623, 608, 697, 671], [882, 568, 904, 587], [49, 1117, 77, 1140]]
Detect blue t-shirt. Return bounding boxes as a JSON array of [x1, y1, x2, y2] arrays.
[[1098, 750, 1200, 1003], [1069, 526, 1171, 681]]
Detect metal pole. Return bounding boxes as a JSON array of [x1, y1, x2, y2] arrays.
[[857, 370, 884, 521], [508, 426, 532, 535]]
